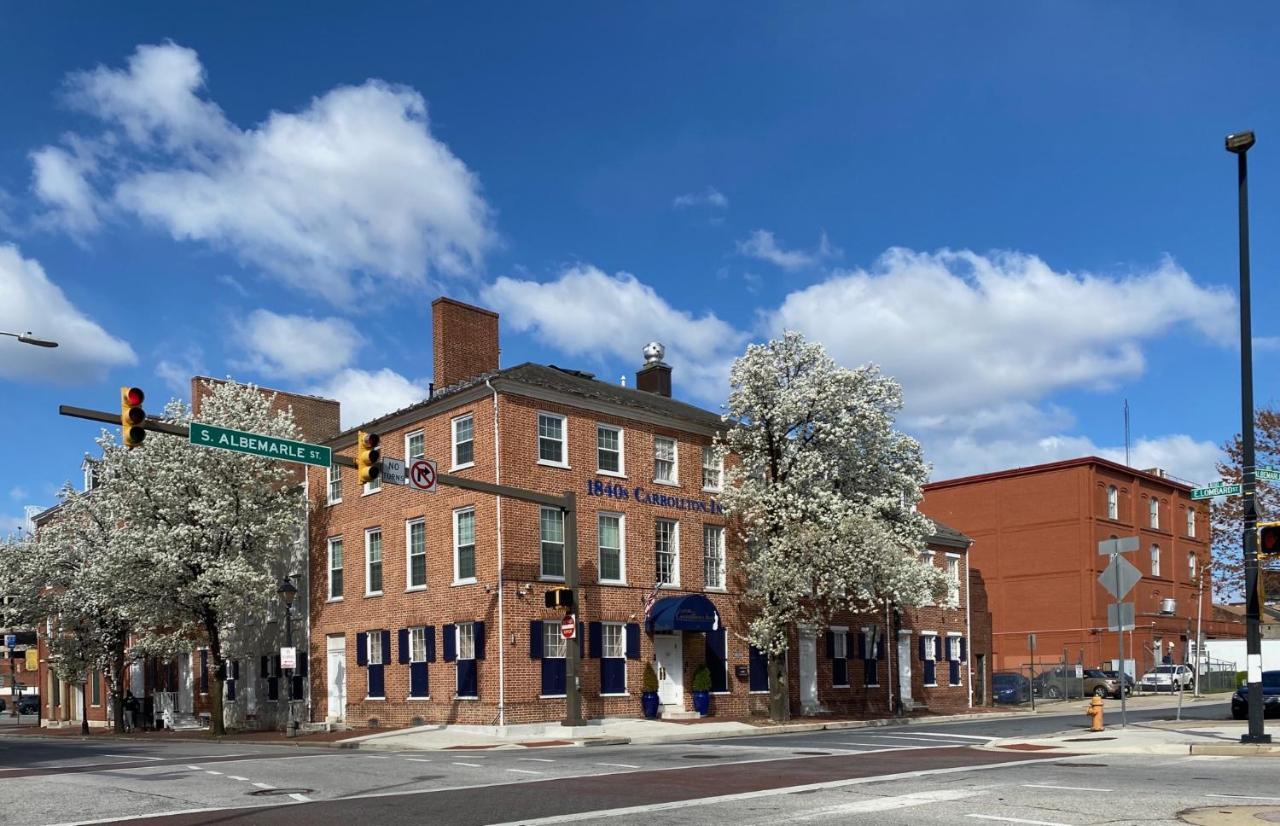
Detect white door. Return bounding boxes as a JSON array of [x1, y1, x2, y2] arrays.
[[799, 628, 818, 713], [178, 655, 192, 713], [897, 631, 913, 707], [327, 634, 347, 722], [654, 635, 683, 706]]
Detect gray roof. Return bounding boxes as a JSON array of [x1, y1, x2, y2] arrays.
[[927, 518, 971, 549]]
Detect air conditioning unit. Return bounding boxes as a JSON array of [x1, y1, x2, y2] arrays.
[[1160, 598, 1177, 615]]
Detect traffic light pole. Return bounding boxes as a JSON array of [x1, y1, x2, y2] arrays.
[[562, 491, 584, 728]]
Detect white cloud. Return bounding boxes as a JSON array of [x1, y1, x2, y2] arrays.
[[307, 368, 429, 430], [9, 486, 27, 502], [0, 243, 135, 383], [36, 42, 494, 303], [736, 229, 838, 271], [234, 309, 363, 379], [770, 248, 1235, 420], [673, 187, 728, 209], [154, 345, 206, 399], [482, 265, 746, 403], [30, 144, 101, 233]]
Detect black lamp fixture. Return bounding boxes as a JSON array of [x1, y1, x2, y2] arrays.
[[278, 576, 297, 606]]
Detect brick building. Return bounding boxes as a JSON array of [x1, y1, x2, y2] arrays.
[[921, 457, 1241, 677], [305, 298, 985, 728]]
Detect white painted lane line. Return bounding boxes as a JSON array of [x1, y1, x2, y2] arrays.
[[1207, 793, 1280, 801], [406, 758, 432, 763], [452, 761, 483, 768], [103, 754, 163, 760], [289, 793, 311, 803], [866, 734, 971, 743], [902, 732, 995, 740], [788, 789, 980, 819], [595, 762, 640, 769], [366, 755, 390, 759], [227, 775, 250, 781], [205, 770, 223, 775], [966, 816, 1073, 826], [252, 782, 275, 790], [507, 768, 543, 775], [519, 757, 556, 762], [1020, 784, 1112, 793], [832, 742, 925, 750], [185, 765, 202, 770]]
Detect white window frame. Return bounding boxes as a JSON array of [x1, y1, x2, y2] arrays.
[[327, 536, 344, 602], [703, 524, 726, 591], [922, 631, 938, 687], [601, 622, 627, 696], [863, 626, 882, 688], [1149, 497, 1159, 529], [405, 429, 425, 463], [539, 506, 566, 581], [365, 528, 383, 596], [1107, 485, 1118, 520], [946, 632, 963, 686], [454, 508, 477, 585], [830, 626, 849, 688], [1150, 544, 1161, 577], [653, 436, 678, 485], [537, 412, 569, 468], [596, 423, 625, 477], [945, 553, 962, 607], [409, 627, 427, 664], [598, 512, 626, 585], [918, 551, 935, 604], [1187, 507, 1196, 537], [1189, 553, 1197, 581], [655, 518, 680, 587], [457, 622, 476, 661], [327, 464, 342, 505], [701, 447, 723, 492], [363, 474, 381, 495], [406, 517, 427, 591], [452, 414, 475, 470], [368, 631, 384, 666]]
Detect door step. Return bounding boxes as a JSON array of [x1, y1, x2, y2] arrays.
[[660, 709, 700, 720]]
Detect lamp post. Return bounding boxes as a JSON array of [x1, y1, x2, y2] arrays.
[[0, 330, 58, 348], [278, 576, 297, 737], [1226, 129, 1269, 744]]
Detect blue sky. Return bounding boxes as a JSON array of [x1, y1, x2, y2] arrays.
[[2, 3, 1278, 534]]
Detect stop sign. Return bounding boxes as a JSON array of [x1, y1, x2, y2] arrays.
[[561, 614, 576, 639]]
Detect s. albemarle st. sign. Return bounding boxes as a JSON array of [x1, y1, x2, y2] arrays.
[[585, 479, 725, 515]]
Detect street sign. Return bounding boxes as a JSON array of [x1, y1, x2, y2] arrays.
[[1191, 482, 1243, 500], [1027, 633, 1036, 649], [1098, 536, 1140, 555], [382, 457, 406, 486], [3, 634, 13, 648], [1100, 554, 1142, 600], [561, 614, 576, 639], [1259, 468, 1280, 483], [407, 459, 438, 492], [1074, 663, 1084, 679], [1107, 602, 1136, 631], [189, 421, 332, 468], [280, 646, 296, 670], [24, 650, 37, 671]]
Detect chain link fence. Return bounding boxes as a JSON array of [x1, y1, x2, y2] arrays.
[[994, 655, 1239, 706]]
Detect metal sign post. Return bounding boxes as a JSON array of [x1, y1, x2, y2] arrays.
[[1028, 633, 1036, 712], [1099, 536, 1141, 728]]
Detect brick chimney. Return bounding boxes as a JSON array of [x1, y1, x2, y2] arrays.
[[636, 341, 672, 397], [433, 297, 500, 389]]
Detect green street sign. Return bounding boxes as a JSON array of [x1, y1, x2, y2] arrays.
[[1191, 482, 1243, 500], [190, 421, 332, 468], [1259, 468, 1280, 483]]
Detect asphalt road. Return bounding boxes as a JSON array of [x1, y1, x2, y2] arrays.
[[0, 700, 1239, 825]]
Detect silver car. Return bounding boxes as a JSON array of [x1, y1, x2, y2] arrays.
[[1140, 664, 1192, 692]]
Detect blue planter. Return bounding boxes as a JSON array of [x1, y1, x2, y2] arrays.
[[692, 690, 710, 716], [641, 691, 660, 719]]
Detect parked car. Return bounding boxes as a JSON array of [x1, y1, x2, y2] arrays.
[[1232, 670, 1280, 720], [1033, 667, 1083, 699], [0, 698, 5, 712], [15, 695, 39, 715], [1139, 665, 1193, 692], [1101, 670, 1135, 696], [993, 672, 1031, 704], [1082, 669, 1124, 698]]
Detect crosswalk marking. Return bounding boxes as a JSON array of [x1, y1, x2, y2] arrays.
[[864, 734, 971, 743], [451, 762, 483, 768], [967, 816, 1073, 826], [507, 768, 542, 775], [785, 789, 982, 820], [1020, 784, 1112, 792], [596, 763, 640, 769], [519, 757, 556, 763]]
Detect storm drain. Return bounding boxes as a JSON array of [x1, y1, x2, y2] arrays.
[[250, 788, 314, 797]]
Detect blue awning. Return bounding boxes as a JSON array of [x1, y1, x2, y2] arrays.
[[646, 594, 721, 633]]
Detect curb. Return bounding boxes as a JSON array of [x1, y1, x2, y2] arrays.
[[1189, 743, 1280, 757], [0, 730, 350, 748]]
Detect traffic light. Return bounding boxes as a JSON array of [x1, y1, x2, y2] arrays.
[[356, 430, 381, 484], [1260, 522, 1280, 559], [544, 587, 574, 609], [120, 386, 146, 448]]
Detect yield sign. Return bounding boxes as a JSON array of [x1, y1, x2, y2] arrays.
[[1099, 554, 1142, 601]]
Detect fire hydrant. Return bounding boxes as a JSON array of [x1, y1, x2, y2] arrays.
[[1085, 694, 1105, 731]]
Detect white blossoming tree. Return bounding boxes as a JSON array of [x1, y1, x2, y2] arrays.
[[718, 332, 948, 722]]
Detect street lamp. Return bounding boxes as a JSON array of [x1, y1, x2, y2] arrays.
[[0, 330, 58, 348], [1226, 128, 1269, 744], [277, 576, 297, 737]]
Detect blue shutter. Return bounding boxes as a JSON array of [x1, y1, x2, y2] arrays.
[[578, 622, 585, 658], [273, 654, 282, 677], [297, 653, 308, 678], [625, 623, 640, 659], [601, 659, 625, 694], [857, 631, 867, 660], [261, 655, 269, 675], [705, 628, 728, 692], [934, 636, 942, 660], [589, 622, 603, 658], [368, 663, 385, 697], [226, 679, 236, 701], [199, 650, 208, 694], [475, 622, 486, 660], [409, 662, 429, 697], [950, 659, 961, 685], [443, 624, 456, 662], [833, 658, 848, 686], [398, 629, 410, 665], [381, 630, 392, 665], [749, 644, 769, 692], [356, 632, 368, 666], [291, 675, 304, 698], [425, 626, 436, 662], [825, 630, 835, 659], [918, 636, 927, 661], [530, 621, 544, 659], [959, 637, 967, 662], [542, 657, 565, 696], [457, 660, 478, 697], [231, 660, 240, 680]]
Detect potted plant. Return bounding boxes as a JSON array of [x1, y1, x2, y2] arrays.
[[641, 662, 660, 719], [691, 664, 712, 716]]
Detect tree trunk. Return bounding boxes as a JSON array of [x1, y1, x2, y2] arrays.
[[768, 650, 790, 722], [80, 681, 90, 735], [205, 615, 225, 736], [109, 650, 127, 734]]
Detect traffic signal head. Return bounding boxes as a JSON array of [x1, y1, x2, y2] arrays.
[[120, 386, 146, 449], [1261, 523, 1280, 559], [356, 430, 381, 484], [544, 587, 574, 609]]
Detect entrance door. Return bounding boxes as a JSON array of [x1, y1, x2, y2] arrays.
[[798, 628, 818, 713], [653, 635, 683, 707], [326, 634, 347, 722], [897, 631, 913, 708]]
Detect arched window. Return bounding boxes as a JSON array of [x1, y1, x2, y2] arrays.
[[1186, 507, 1196, 537], [1107, 486, 1119, 520], [1149, 497, 1159, 529], [1150, 544, 1161, 577]]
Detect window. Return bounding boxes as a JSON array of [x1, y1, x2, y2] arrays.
[[540, 507, 565, 579], [947, 636, 964, 685], [91, 671, 101, 706], [920, 633, 938, 687], [945, 554, 961, 607], [365, 529, 383, 595], [830, 629, 849, 687], [327, 464, 342, 504], [597, 424, 623, 475], [603, 623, 625, 659], [452, 621, 480, 698], [454, 508, 476, 582], [598, 513, 624, 583], [458, 622, 475, 660], [364, 474, 381, 494], [410, 627, 427, 663], [1150, 544, 1161, 577], [327, 537, 344, 600], [654, 436, 677, 484], [538, 413, 566, 465], [453, 415, 474, 468], [406, 518, 426, 590], [1189, 553, 1197, 581], [544, 622, 567, 660], [407, 626, 431, 699], [862, 627, 881, 687], [1149, 497, 1159, 529], [655, 519, 679, 586], [703, 525, 725, 590], [701, 447, 723, 491], [540, 621, 567, 697], [406, 430, 425, 462], [601, 622, 627, 695], [83, 461, 99, 492], [1187, 508, 1196, 537], [368, 630, 384, 665], [919, 552, 935, 604], [1107, 485, 1118, 519]]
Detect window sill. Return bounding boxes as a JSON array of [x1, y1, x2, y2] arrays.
[[327, 499, 342, 507], [702, 487, 723, 495], [658, 582, 681, 590], [748, 690, 770, 695], [406, 586, 427, 593], [833, 684, 851, 689], [865, 683, 881, 688], [539, 575, 566, 583], [539, 694, 567, 699], [704, 586, 728, 593], [600, 692, 629, 698], [924, 683, 938, 688], [365, 592, 384, 598], [362, 488, 381, 496], [453, 579, 477, 587], [537, 460, 570, 470], [453, 695, 479, 701], [326, 597, 344, 603], [450, 462, 475, 472], [651, 479, 679, 487], [597, 470, 626, 479], [407, 696, 431, 701], [364, 696, 386, 701], [599, 579, 627, 587]]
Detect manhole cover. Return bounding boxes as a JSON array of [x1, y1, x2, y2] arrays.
[[249, 788, 314, 797], [793, 751, 832, 756], [1063, 736, 1116, 742]]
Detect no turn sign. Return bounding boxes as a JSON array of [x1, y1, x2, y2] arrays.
[[561, 614, 576, 639], [407, 459, 438, 492]]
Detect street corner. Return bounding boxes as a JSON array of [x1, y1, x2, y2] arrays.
[[1180, 805, 1280, 825]]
